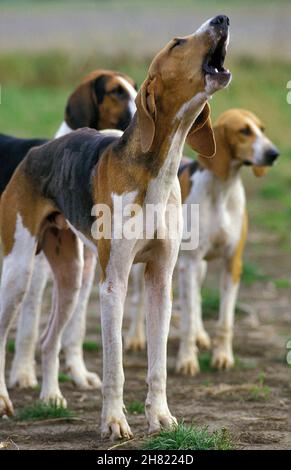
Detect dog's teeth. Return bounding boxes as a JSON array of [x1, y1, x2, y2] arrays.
[[214, 68, 218, 73]]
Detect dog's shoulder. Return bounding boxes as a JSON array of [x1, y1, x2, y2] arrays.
[[24, 128, 119, 233]]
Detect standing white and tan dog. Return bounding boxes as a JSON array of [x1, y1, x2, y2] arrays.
[[0, 15, 231, 439], [126, 109, 279, 377], [177, 109, 279, 375]]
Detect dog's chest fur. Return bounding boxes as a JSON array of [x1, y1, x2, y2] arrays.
[[186, 168, 246, 259]]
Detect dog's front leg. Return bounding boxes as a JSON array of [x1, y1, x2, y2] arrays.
[[100, 257, 133, 441], [144, 240, 179, 434]]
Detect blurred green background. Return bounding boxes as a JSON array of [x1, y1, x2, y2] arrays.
[[0, 0, 291, 251]]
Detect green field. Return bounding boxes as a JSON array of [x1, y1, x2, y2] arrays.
[[0, 52, 290, 249]]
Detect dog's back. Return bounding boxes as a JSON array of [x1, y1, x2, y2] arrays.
[[0, 133, 47, 196], [23, 128, 118, 233]]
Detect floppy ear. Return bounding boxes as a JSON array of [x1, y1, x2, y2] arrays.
[[65, 80, 98, 129], [252, 166, 268, 177], [186, 102, 216, 157], [197, 123, 231, 180], [135, 77, 156, 153]]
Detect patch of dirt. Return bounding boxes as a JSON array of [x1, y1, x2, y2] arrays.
[[0, 229, 291, 450]]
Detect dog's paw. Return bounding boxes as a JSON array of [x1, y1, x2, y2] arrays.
[[101, 413, 133, 441], [176, 353, 200, 376], [211, 347, 234, 370], [69, 368, 102, 390], [124, 330, 146, 352], [0, 393, 14, 417], [196, 330, 211, 350], [146, 403, 177, 435], [9, 366, 38, 389], [65, 355, 102, 390], [40, 389, 67, 408]]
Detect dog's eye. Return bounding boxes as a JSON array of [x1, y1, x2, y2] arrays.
[[260, 126, 265, 132], [169, 38, 186, 51], [109, 86, 126, 98], [239, 126, 251, 136]]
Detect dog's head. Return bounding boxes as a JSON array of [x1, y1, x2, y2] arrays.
[[65, 69, 137, 131], [199, 109, 280, 179], [135, 15, 231, 154]]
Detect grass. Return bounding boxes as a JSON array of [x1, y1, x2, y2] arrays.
[[247, 371, 271, 401], [58, 372, 72, 383], [242, 262, 291, 288], [127, 400, 145, 415], [6, 339, 15, 353], [1, 0, 285, 10], [142, 422, 232, 450], [241, 262, 270, 284], [16, 402, 75, 421], [82, 340, 101, 352]]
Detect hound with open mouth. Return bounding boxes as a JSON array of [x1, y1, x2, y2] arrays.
[[0, 15, 231, 439]]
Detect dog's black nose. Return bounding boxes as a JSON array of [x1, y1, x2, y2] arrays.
[[264, 147, 280, 164], [210, 15, 230, 27]]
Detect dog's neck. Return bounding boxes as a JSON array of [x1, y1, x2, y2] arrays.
[[119, 94, 207, 193]]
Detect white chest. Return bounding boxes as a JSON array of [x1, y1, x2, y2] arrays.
[[185, 170, 246, 259]]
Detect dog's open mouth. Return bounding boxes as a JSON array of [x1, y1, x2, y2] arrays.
[[203, 35, 230, 80]]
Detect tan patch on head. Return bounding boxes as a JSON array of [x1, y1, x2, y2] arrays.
[[65, 69, 136, 131], [198, 108, 270, 180], [97, 74, 135, 130]]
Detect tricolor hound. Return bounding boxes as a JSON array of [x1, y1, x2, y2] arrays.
[[0, 70, 137, 390]]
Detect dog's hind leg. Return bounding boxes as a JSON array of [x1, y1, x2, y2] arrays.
[[61, 247, 101, 390], [195, 260, 211, 350], [124, 263, 146, 352], [0, 215, 38, 415], [176, 254, 201, 376], [9, 253, 50, 389], [40, 228, 83, 407]]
